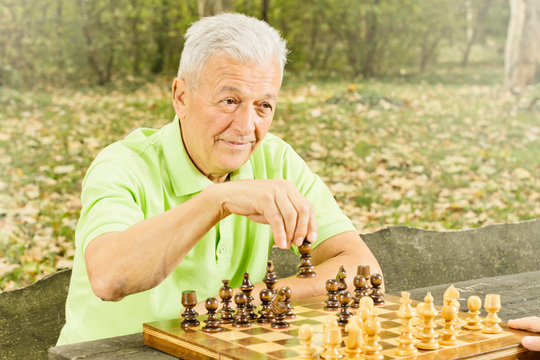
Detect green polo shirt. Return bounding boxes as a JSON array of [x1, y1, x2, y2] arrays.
[[57, 118, 355, 345]]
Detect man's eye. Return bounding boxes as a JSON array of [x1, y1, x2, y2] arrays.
[[262, 103, 272, 110], [223, 98, 236, 105]]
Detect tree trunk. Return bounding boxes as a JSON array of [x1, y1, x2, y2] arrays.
[[504, 0, 540, 89], [261, 0, 269, 22], [197, 0, 234, 17], [461, 0, 490, 68]]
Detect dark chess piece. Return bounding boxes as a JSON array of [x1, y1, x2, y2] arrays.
[[369, 273, 385, 305], [351, 269, 370, 309], [263, 261, 278, 293], [297, 239, 316, 278], [180, 290, 200, 329], [362, 265, 371, 285], [240, 272, 258, 321], [337, 290, 353, 327], [218, 279, 234, 324], [324, 278, 340, 311], [271, 287, 289, 329], [233, 292, 251, 328], [257, 288, 275, 324], [202, 297, 223, 333], [336, 265, 347, 291], [283, 286, 295, 319]]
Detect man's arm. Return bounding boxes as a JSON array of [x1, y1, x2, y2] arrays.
[[250, 230, 382, 302], [85, 179, 318, 301]]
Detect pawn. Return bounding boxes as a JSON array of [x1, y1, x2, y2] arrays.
[[218, 279, 234, 324], [297, 239, 316, 278], [483, 294, 503, 334], [283, 286, 296, 319], [336, 265, 347, 291], [351, 267, 370, 309], [180, 290, 200, 329], [337, 290, 353, 327], [369, 274, 384, 305], [263, 261, 278, 292], [233, 292, 251, 328], [364, 312, 383, 360], [464, 295, 483, 330], [298, 324, 317, 360], [325, 278, 340, 311], [321, 318, 343, 360], [439, 303, 458, 345], [202, 297, 223, 333], [344, 316, 363, 360], [416, 292, 439, 350], [257, 288, 275, 324], [240, 272, 257, 321]]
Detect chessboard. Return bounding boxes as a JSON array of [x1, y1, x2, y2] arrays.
[[142, 294, 531, 360]]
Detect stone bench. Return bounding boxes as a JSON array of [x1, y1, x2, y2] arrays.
[[2, 219, 539, 359]]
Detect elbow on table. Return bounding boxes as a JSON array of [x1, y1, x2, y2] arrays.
[[87, 270, 127, 302]]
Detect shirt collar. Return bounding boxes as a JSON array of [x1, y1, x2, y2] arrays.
[[162, 117, 254, 197]]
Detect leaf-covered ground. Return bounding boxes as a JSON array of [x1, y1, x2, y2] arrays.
[[1, 69, 539, 290]]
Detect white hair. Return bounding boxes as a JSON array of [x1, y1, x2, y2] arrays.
[[177, 13, 288, 89]]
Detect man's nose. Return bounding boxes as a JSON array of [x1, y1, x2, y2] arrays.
[[233, 104, 257, 135]]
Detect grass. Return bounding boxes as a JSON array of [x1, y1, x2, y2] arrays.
[[0, 66, 539, 290]]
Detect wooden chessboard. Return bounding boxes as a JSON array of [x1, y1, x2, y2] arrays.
[[142, 294, 531, 359]]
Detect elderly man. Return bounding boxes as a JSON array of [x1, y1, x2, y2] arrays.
[[57, 13, 381, 345]]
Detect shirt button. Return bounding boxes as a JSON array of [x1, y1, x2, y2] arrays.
[[218, 247, 226, 254]]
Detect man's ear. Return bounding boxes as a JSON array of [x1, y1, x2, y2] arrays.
[[172, 77, 188, 119]]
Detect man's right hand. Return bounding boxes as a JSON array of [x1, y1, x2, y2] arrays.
[[211, 179, 317, 249]]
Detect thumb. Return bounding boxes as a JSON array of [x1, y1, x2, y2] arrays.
[[522, 336, 540, 351]]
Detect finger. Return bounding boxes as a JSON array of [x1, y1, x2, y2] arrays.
[[274, 190, 298, 248], [508, 317, 540, 332], [522, 336, 540, 351], [287, 192, 310, 247], [263, 206, 287, 249], [306, 202, 317, 243]]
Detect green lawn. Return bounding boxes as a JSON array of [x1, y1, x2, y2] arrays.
[[1, 68, 539, 290]]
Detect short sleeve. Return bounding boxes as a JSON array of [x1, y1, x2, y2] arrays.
[[75, 160, 145, 253]]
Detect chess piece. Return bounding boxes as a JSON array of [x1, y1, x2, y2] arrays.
[[369, 273, 384, 305], [218, 279, 234, 324], [325, 278, 340, 311], [351, 266, 370, 309], [336, 265, 347, 291], [257, 288, 275, 324], [395, 292, 418, 356], [361, 265, 371, 286], [297, 239, 316, 278], [363, 312, 383, 360], [271, 286, 289, 329], [180, 290, 200, 329], [416, 292, 439, 350], [358, 296, 374, 325], [344, 315, 363, 360], [443, 284, 461, 332], [298, 324, 317, 360], [202, 297, 223, 333], [282, 286, 295, 319], [483, 294, 503, 334], [337, 290, 353, 327], [321, 318, 343, 360], [464, 295, 483, 330], [439, 302, 458, 345], [240, 272, 257, 321], [233, 292, 251, 328], [263, 261, 278, 292]]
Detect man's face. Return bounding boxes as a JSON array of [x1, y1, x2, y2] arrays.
[[173, 55, 282, 182]]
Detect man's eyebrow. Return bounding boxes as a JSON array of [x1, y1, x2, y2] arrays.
[[217, 86, 277, 101]]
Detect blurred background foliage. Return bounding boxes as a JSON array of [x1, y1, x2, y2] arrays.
[[0, 0, 513, 87]]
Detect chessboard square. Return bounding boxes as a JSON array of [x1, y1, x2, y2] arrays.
[[379, 312, 399, 319], [232, 336, 268, 346], [274, 336, 301, 347], [212, 330, 252, 341], [380, 339, 396, 350], [292, 306, 312, 313], [246, 341, 286, 353], [379, 330, 398, 340], [290, 318, 321, 327], [379, 303, 400, 311], [381, 320, 401, 330], [218, 346, 271, 360], [254, 331, 292, 342], [266, 348, 300, 358], [302, 302, 325, 310], [240, 326, 273, 335], [294, 310, 327, 318]]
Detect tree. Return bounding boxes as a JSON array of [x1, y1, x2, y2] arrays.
[[504, 0, 540, 89], [197, 0, 233, 17]]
